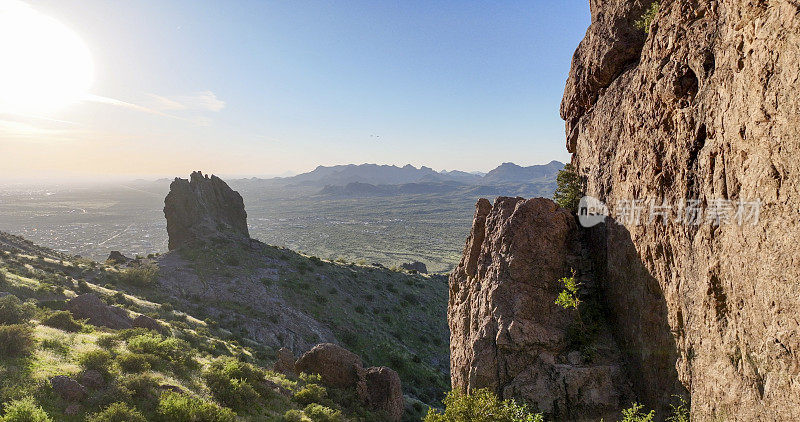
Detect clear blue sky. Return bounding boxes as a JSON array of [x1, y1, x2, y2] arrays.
[[1, 0, 590, 179]]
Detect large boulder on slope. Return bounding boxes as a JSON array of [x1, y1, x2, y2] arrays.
[[68, 293, 132, 329]]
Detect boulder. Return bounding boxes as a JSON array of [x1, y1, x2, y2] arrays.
[[106, 251, 131, 265], [50, 376, 87, 402], [132, 314, 164, 333], [79, 370, 105, 389], [163, 171, 249, 250], [68, 293, 132, 329], [400, 261, 427, 274], [295, 343, 364, 389], [364, 366, 403, 422], [273, 347, 296, 376]]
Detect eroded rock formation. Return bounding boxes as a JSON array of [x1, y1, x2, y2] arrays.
[[163, 171, 249, 250], [560, 0, 800, 419], [294, 343, 404, 421], [449, 197, 632, 419]]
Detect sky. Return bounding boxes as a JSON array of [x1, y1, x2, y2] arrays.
[[0, 0, 590, 181]]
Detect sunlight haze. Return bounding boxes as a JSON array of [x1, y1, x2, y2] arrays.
[[0, 0, 590, 180]]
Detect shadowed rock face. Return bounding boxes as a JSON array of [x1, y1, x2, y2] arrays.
[[163, 171, 249, 250], [449, 197, 632, 420], [562, 0, 800, 419]]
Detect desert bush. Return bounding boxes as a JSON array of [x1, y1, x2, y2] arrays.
[[40, 337, 70, 356], [666, 396, 690, 422], [0, 324, 35, 358], [283, 409, 309, 422], [0, 295, 35, 325], [118, 265, 159, 287], [553, 163, 581, 212], [87, 402, 146, 422], [0, 397, 52, 422], [119, 373, 159, 399], [635, 2, 659, 33], [41, 310, 83, 332], [424, 389, 543, 422], [620, 402, 655, 422], [127, 333, 196, 371], [79, 349, 114, 374], [117, 353, 151, 373], [97, 334, 120, 350], [554, 270, 581, 312], [293, 383, 327, 406], [203, 357, 265, 410], [303, 404, 342, 422], [156, 392, 235, 422]]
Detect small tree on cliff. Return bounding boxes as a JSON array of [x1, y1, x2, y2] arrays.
[[635, 2, 660, 34], [553, 163, 581, 212]]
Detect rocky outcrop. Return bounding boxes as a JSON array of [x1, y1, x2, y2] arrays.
[[364, 367, 404, 422], [68, 293, 132, 329], [163, 171, 249, 250], [295, 343, 365, 390], [561, 0, 800, 419], [400, 261, 428, 274], [50, 376, 87, 402], [274, 347, 297, 376], [449, 197, 632, 420], [106, 251, 131, 265], [295, 343, 404, 421], [132, 314, 165, 333]]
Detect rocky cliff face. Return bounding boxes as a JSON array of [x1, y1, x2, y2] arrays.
[[163, 171, 249, 250], [449, 197, 633, 420], [561, 0, 800, 419]]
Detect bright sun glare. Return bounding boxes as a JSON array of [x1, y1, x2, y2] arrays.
[[0, 1, 94, 114]]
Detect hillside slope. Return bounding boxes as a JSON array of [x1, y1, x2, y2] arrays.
[[0, 229, 444, 421]]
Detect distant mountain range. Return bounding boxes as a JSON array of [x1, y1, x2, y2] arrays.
[[266, 160, 564, 187]]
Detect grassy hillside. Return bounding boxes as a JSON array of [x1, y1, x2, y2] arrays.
[[0, 232, 448, 421]]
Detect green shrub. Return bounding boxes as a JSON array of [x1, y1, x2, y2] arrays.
[[202, 357, 266, 410], [118, 265, 159, 287], [554, 270, 581, 312], [156, 392, 235, 422], [424, 389, 543, 422], [40, 337, 70, 356], [666, 396, 690, 422], [0, 397, 52, 422], [0, 324, 35, 358], [303, 404, 342, 422], [293, 383, 327, 406], [87, 402, 146, 422], [97, 334, 120, 350], [120, 374, 159, 399], [0, 295, 35, 325], [553, 163, 581, 212], [634, 2, 659, 33], [117, 353, 151, 373], [41, 311, 83, 332], [127, 333, 196, 371], [79, 349, 114, 374], [283, 409, 310, 422], [620, 402, 656, 422]]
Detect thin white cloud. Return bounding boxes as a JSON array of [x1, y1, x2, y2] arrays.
[[146, 90, 226, 112], [146, 93, 187, 110], [84, 94, 208, 125]]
